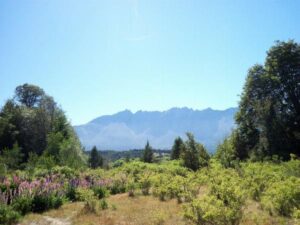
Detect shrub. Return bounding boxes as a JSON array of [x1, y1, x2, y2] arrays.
[[110, 180, 126, 195], [215, 135, 238, 168], [184, 195, 242, 225], [11, 196, 33, 215], [100, 199, 108, 210], [0, 203, 20, 225], [139, 175, 151, 195], [93, 186, 109, 199], [261, 177, 300, 217], [127, 181, 137, 197], [82, 198, 98, 214], [75, 188, 94, 201], [31, 194, 63, 212], [66, 186, 76, 201]]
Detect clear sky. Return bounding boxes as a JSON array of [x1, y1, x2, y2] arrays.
[[1, 1, 299, 125]]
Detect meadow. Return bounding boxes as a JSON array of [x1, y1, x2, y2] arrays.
[[0, 157, 299, 225]]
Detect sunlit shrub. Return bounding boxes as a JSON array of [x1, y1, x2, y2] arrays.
[[184, 195, 242, 225], [74, 188, 94, 201], [93, 186, 109, 199], [261, 177, 300, 217], [109, 174, 127, 194]]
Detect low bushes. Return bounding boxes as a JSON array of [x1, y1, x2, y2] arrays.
[[261, 177, 300, 217], [0, 203, 20, 225], [0, 160, 299, 224]]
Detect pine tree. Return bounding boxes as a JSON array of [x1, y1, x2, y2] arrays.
[[142, 141, 153, 163], [89, 146, 103, 169], [181, 133, 209, 171], [171, 137, 184, 160]]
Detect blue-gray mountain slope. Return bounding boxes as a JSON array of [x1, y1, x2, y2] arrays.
[[74, 107, 237, 152]]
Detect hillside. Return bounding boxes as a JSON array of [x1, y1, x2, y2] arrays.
[[74, 107, 237, 151]]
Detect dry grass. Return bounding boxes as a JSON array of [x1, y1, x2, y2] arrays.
[[19, 194, 299, 225], [19, 202, 84, 225], [73, 193, 187, 225], [240, 200, 299, 225], [19, 194, 188, 225]]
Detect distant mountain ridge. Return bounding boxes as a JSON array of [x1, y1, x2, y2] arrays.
[[74, 107, 237, 152]]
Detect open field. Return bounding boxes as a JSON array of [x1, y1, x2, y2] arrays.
[[20, 191, 299, 225]]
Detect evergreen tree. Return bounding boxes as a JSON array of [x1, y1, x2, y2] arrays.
[[181, 133, 209, 171], [89, 146, 103, 169], [171, 137, 184, 160], [142, 141, 154, 163]]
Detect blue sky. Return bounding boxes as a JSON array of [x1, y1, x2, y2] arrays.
[[1, 0, 299, 125]]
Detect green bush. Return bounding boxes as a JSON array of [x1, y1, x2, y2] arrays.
[[184, 195, 242, 225], [139, 175, 152, 195], [100, 199, 108, 210], [93, 186, 109, 199], [75, 188, 94, 201], [31, 194, 63, 212], [0, 203, 20, 225], [110, 181, 126, 195], [261, 177, 300, 217], [11, 196, 33, 215], [66, 186, 76, 201]]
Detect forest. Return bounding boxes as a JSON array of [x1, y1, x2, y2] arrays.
[[0, 41, 299, 225]]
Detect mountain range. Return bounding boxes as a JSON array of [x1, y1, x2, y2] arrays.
[[74, 107, 237, 152]]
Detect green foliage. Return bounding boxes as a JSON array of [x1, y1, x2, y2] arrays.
[[31, 194, 63, 212], [261, 177, 300, 217], [11, 196, 33, 215], [15, 83, 45, 108], [45, 131, 64, 162], [235, 41, 300, 160], [0, 203, 20, 225], [0, 83, 87, 168], [99, 199, 108, 210], [93, 186, 109, 199], [171, 137, 184, 160], [215, 132, 239, 168], [184, 166, 244, 225], [184, 195, 242, 225], [142, 141, 154, 163], [181, 133, 210, 171], [74, 188, 95, 201], [89, 146, 103, 169], [58, 135, 87, 168], [139, 172, 152, 195], [0, 143, 24, 170]]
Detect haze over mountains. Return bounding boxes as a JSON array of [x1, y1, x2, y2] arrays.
[[74, 107, 237, 152]]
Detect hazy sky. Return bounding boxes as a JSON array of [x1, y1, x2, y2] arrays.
[[1, 1, 299, 125]]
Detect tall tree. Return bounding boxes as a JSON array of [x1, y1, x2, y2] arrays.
[[142, 141, 154, 163], [89, 146, 103, 169], [171, 137, 184, 160], [14, 83, 45, 108], [0, 83, 87, 167], [235, 40, 300, 160], [181, 133, 209, 171]]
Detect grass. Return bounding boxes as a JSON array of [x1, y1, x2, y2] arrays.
[[19, 193, 298, 225], [74, 193, 187, 225], [20, 194, 187, 225]]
